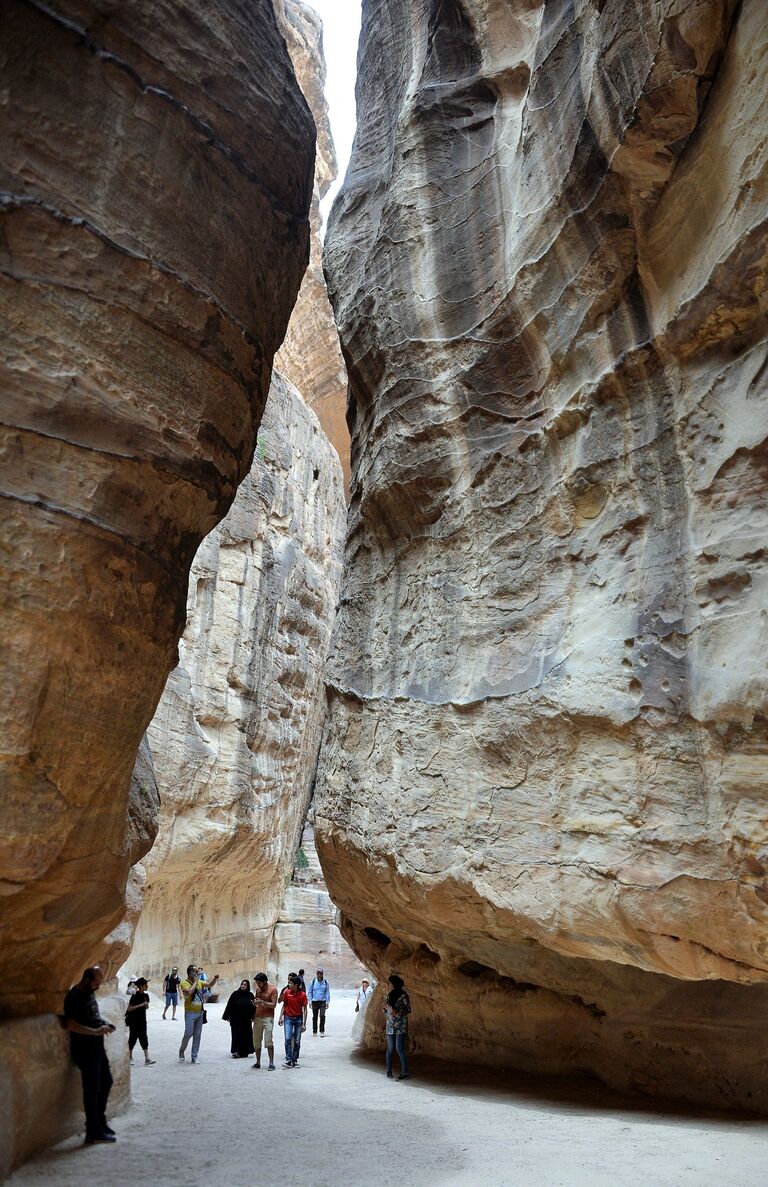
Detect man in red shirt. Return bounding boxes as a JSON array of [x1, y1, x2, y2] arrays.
[[277, 973, 308, 1067]]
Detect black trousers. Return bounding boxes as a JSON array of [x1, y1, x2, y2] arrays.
[[128, 1024, 148, 1053], [311, 1000, 327, 1033], [73, 1047, 113, 1138]]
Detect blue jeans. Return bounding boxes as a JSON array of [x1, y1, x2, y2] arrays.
[[284, 1015, 303, 1064], [180, 1012, 204, 1061], [386, 1032, 408, 1076]]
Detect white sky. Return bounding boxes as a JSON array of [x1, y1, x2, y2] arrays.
[[309, 0, 362, 225]]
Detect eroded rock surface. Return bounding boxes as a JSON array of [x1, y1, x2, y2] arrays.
[[129, 374, 345, 985], [0, 0, 313, 1018], [276, 0, 351, 492], [270, 820, 368, 987], [316, 0, 768, 1110]]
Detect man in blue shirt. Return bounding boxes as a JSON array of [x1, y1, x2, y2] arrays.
[[307, 968, 330, 1036]]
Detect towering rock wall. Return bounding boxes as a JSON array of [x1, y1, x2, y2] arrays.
[[276, 0, 351, 493], [316, 0, 768, 1111], [129, 373, 346, 985], [0, 0, 313, 1020]]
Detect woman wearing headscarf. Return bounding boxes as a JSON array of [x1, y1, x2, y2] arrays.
[[383, 974, 411, 1080], [222, 979, 256, 1058]]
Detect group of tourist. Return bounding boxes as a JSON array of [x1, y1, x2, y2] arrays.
[[62, 962, 411, 1145], [222, 966, 332, 1066]]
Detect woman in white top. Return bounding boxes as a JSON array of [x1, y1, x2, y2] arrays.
[[355, 978, 374, 1012]]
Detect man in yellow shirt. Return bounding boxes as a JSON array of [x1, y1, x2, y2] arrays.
[[179, 963, 219, 1064]]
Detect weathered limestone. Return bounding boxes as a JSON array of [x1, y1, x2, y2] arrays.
[[276, 0, 351, 492], [269, 820, 368, 987], [129, 373, 346, 986], [316, 0, 768, 1110], [0, 0, 314, 1020]]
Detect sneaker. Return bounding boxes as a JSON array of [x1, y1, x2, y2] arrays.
[[397, 1073, 410, 1081], [386, 1071, 393, 1079], [191, 1059, 199, 1064], [144, 1059, 156, 1066], [251, 1062, 261, 1069], [85, 1132, 116, 1145], [268, 1063, 276, 1070], [103, 1125, 116, 1136], [178, 1053, 185, 1062]]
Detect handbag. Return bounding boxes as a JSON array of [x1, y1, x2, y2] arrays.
[[202, 1009, 208, 1024]]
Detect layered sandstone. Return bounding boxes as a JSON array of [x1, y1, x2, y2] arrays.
[[129, 373, 346, 987], [0, 0, 314, 1020], [316, 0, 768, 1110], [269, 820, 368, 987], [276, 0, 351, 493]]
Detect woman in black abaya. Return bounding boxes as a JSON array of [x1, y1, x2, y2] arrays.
[[222, 979, 256, 1058]]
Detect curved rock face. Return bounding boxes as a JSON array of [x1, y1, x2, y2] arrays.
[[129, 373, 346, 986], [0, 0, 314, 1017], [275, 0, 351, 493], [316, 0, 768, 1109]]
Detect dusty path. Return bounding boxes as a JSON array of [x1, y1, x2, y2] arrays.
[[10, 994, 767, 1186]]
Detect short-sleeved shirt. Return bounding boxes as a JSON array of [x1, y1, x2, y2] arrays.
[[63, 985, 106, 1057], [164, 973, 181, 993], [254, 985, 278, 1017], [127, 991, 149, 1027], [281, 988, 307, 1018], [385, 991, 411, 1035], [181, 979, 206, 1013]]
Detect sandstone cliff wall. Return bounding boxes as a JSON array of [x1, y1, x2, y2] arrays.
[[129, 373, 346, 987], [276, 0, 351, 493], [0, 0, 314, 1022], [269, 820, 369, 987], [316, 0, 768, 1111]]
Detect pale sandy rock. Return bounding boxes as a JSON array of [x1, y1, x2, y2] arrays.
[[275, 0, 351, 493], [100, 738, 160, 977], [316, 0, 768, 1110], [0, 0, 314, 1019], [269, 821, 369, 987], [129, 374, 346, 988]]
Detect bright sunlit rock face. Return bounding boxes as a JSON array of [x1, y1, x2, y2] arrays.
[[0, 0, 314, 1019], [316, 0, 768, 1110], [129, 373, 346, 985]]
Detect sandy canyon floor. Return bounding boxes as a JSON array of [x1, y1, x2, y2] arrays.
[[9, 994, 767, 1186]]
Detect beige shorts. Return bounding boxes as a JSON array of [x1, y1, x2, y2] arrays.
[[252, 1015, 274, 1048]]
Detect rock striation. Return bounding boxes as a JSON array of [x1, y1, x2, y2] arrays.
[[0, 0, 314, 1021], [269, 819, 369, 987], [275, 0, 351, 493], [316, 0, 768, 1111], [128, 373, 346, 987]]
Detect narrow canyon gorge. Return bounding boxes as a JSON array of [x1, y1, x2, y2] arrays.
[[1, 0, 768, 1178]]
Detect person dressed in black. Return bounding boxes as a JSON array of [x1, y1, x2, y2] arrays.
[[63, 965, 117, 1145], [222, 979, 256, 1058], [296, 968, 307, 992], [125, 976, 156, 1065]]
